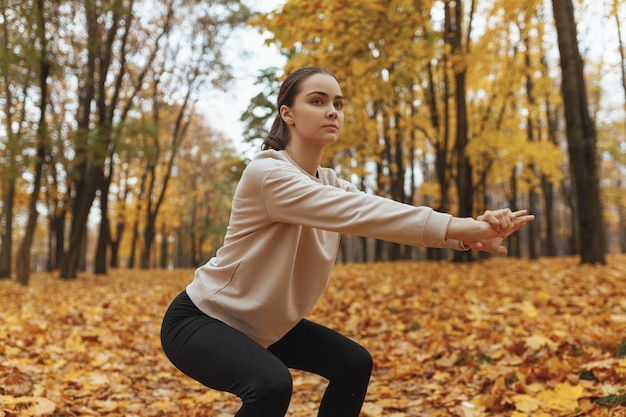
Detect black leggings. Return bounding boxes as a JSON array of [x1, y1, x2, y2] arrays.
[[160, 291, 372, 417]]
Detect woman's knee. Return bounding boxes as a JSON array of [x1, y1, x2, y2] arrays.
[[349, 343, 373, 378], [243, 366, 293, 409], [329, 342, 372, 382]]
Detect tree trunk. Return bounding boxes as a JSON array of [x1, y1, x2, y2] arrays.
[[551, 0, 606, 264], [563, 171, 579, 256], [0, 0, 17, 279], [389, 109, 406, 261], [541, 176, 557, 256], [140, 168, 157, 269], [52, 207, 66, 270], [94, 160, 113, 274], [508, 167, 520, 257], [425, 61, 451, 261], [620, 198, 626, 253], [614, 0, 626, 254], [160, 223, 168, 269], [452, 78, 474, 263], [128, 167, 148, 269], [16, 0, 50, 284], [447, 0, 474, 263], [94, 208, 110, 274], [523, 39, 540, 260], [128, 218, 139, 269], [110, 222, 123, 268], [374, 159, 385, 263], [60, 0, 99, 279], [615, 1, 626, 142], [61, 162, 103, 278], [109, 167, 130, 268], [0, 180, 15, 279], [540, 67, 559, 257], [526, 181, 539, 259]]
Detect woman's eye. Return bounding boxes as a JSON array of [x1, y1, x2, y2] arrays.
[[334, 102, 343, 109], [312, 98, 323, 105]]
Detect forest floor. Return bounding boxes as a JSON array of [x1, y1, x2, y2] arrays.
[[1, 255, 626, 416]]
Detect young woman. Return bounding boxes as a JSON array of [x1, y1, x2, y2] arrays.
[[160, 66, 534, 416]]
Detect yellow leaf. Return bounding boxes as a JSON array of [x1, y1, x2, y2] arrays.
[[520, 300, 539, 318], [537, 383, 584, 412], [64, 329, 84, 352], [524, 334, 552, 351]]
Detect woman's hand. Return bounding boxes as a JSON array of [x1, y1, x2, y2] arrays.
[[470, 236, 506, 254], [478, 209, 535, 238], [472, 209, 535, 254], [446, 209, 535, 255]]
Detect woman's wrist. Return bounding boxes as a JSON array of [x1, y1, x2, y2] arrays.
[[446, 217, 485, 243]]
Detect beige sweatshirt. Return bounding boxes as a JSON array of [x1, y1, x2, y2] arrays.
[[186, 150, 466, 347]]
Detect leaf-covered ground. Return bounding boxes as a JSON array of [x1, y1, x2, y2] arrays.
[[1, 255, 626, 416]]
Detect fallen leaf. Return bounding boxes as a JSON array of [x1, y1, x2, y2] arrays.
[[537, 382, 584, 412], [512, 394, 542, 412]]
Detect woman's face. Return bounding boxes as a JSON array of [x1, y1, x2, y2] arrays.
[[280, 73, 345, 148]]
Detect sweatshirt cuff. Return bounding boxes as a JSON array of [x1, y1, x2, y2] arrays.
[[422, 211, 471, 251], [422, 211, 453, 247]]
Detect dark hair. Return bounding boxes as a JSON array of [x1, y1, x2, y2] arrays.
[[262, 66, 338, 151]]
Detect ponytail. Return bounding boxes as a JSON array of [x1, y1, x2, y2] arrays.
[[262, 114, 289, 150]]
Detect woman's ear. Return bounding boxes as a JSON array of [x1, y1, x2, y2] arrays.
[[280, 105, 294, 125]]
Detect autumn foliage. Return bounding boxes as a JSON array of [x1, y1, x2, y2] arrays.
[[1, 256, 626, 416]]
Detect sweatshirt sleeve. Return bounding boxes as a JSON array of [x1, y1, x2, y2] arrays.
[[260, 164, 466, 250]]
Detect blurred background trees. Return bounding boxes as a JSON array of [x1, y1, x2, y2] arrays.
[[1, 0, 625, 282], [0, 0, 249, 282], [251, 0, 623, 265]]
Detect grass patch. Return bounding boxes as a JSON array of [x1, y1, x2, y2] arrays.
[[592, 392, 626, 408]]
